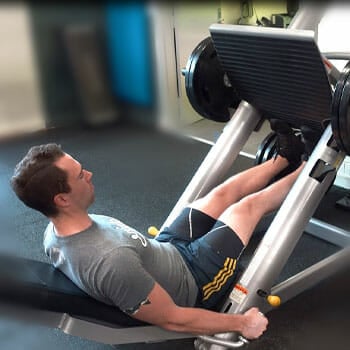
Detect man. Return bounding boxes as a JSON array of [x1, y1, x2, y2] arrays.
[[11, 119, 309, 340]]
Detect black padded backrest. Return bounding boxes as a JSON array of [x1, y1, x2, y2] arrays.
[[0, 254, 146, 327], [209, 24, 333, 131]]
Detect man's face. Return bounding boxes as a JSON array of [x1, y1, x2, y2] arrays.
[[54, 153, 95, 211]]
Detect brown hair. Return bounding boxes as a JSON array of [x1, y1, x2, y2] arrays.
[[11, 143, 71, 217]]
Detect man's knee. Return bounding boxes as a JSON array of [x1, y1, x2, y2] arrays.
[[190, 186, 231, 218], [218, 193, 265, 246], [221, 191, 264, 223], [234, 193, 259, 216], [206, 182, 239, 207]]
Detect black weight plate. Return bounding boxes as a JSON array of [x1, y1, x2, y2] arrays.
[[331, 61, 350, 152], [338, 75, 350, 154], [256, 131, 276, 164], [185, 37, 212, 119], [261, 133, 278, 163], [187, 38, 234, 121], [184, 37, 240, 122], [255, 132, 277, 165], [255, 132, 273, 165], [194, 44, 234, 121], [265, 137, 278, 162]]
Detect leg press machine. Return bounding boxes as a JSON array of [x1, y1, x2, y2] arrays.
[[1, 4, 349, 350]]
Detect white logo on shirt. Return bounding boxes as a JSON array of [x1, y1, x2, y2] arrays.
[[131, 232, 148, 247], [108, 217, 148, 247], [49, 247, 65, 267]]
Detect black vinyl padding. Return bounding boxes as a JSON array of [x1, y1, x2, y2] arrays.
[[0, 255, 146, 328]]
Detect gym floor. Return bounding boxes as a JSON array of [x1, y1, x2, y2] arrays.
[[0, 120, 349, 350]]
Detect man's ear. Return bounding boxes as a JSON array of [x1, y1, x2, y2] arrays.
[[53, 193, 70, 209]]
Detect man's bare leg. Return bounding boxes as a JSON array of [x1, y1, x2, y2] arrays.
[[190, 156, 289, 220], [218, 162, 305, 245]]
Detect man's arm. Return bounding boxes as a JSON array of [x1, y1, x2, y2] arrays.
[[132, 282, 268, 339]]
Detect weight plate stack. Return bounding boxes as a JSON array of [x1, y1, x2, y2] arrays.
[[255, 131, 278, 165], [331, 61, 350, 155], [184, 37, 240, 122]]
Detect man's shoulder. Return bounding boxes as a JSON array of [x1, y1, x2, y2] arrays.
[[89, 214, 124, 228], [90, 214, 143, 236], [89, 213, 113, 222]]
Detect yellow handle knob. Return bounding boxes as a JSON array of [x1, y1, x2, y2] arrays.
[[148, 226, 159, 237], [267, 295, 281, 307]]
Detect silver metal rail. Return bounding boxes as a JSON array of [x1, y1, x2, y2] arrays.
[[201, 125, 346, 350], [162, 5, 349, 350], [160, 101, 262, 231]]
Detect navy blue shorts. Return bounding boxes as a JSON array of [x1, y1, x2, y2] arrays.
[[156, 207, 244, 310]]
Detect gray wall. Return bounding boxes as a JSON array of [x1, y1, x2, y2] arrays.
[[28, 4, 107, 128]]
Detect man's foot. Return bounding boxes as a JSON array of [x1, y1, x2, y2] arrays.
[[270, 119, 305, 167], [300, 125, 321, 160]]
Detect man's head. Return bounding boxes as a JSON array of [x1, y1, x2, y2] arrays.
[[11, 143, 94, 218]]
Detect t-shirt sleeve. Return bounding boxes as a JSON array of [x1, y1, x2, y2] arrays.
[[99, 248, 155, 315]]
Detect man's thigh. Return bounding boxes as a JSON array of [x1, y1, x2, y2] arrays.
[[156, 207, 217, 241], [187, 224, 244, 310], [158, 218, 245, 310]]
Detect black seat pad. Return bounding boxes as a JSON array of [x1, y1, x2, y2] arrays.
[[0, 254, 146, 327]]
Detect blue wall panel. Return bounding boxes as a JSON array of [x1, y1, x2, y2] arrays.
[[105, 3, 154, 106]]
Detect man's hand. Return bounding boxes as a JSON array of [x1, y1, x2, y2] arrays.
[[240, 307, 268, 339]]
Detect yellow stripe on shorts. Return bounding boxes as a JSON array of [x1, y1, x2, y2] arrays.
[[202, 257, 236, 301]]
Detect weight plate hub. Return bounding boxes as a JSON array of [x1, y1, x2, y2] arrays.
[[184, 37, 240, 122]]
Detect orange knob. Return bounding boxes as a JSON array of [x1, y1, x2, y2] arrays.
[[148, 226, 159, 236], [267, 295, 281, 307]]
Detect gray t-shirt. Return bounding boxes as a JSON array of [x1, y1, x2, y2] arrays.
[[43, 214, 198, 314]]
